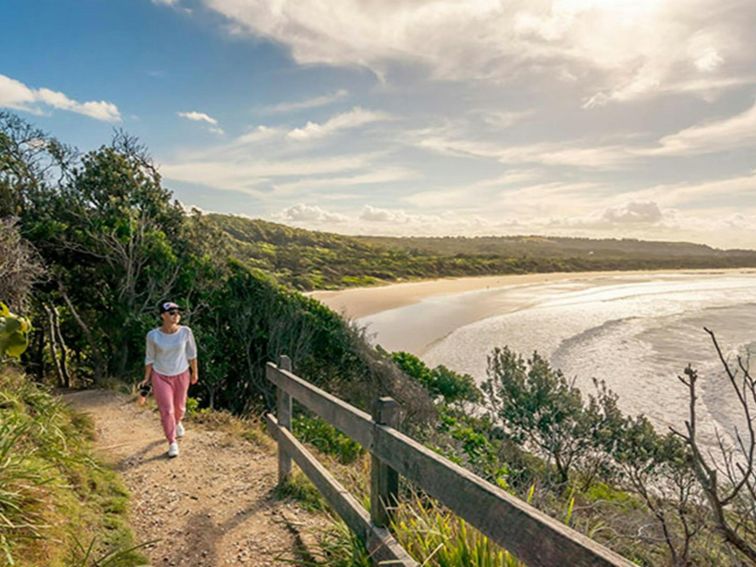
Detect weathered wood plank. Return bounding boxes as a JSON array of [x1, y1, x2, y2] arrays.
[[372, 425, 634, 567], [276, 356, 293, 484], [266, 414, 418, 567], [370, 398, 400, 528], [266, 362, 373, 448]]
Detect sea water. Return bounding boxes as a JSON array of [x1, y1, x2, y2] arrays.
[[359, 272, 756, 454]]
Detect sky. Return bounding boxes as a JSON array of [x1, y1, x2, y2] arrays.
[[2, 0, 756, 248]]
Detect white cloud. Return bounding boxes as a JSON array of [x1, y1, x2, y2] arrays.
[[694, 48, 724, 72], [275, 203, 493, 232], [160, 153, 377, 193], [263, 198, 756, 248], [287, 107, 391, 141], [479, 110, 533, 129], [272, 167, 416, 194], [359, 205, 402, 223], [358, 205, 448, 225], [404, 170, 542, 208], [231, 125, 281, 146], [265, 89, 349, 113], [617, 170, 756, 209], [601, 201, 663, 225], [417, 133, 632, 169], [279, 203, 348, 223], [414, 99, 756, 170], [178, 110, 224, 134], [0, 74, 121, 122], [178, 110, 219, 125], [202, 0, 754, 103], [642, 100, 756, 156]]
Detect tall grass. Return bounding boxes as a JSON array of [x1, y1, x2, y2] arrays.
[[392, 495, 523, 567], [0, 368, 147, 566]]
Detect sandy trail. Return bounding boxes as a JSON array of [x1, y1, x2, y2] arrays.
[[63, 389, 313, 567]]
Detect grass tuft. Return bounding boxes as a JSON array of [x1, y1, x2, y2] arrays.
[[392, 494, 523, 567], [0, 368, 148, 566], [275, 471, 327, 512]]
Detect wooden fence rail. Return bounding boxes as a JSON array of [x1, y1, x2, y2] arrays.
[[266, 357, 634, 567]]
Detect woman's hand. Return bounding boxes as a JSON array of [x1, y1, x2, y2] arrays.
[[190, 373, 199, 385]]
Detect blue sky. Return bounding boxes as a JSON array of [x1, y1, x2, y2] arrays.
[[2, 0, 756, 248]]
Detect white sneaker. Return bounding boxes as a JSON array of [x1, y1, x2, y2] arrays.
[[168, 441, 179, 458], [176, 422, 185, 438]]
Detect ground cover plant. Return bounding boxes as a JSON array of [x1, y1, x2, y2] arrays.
[[0, 367, 147, 566]]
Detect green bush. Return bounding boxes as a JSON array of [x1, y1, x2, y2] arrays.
[[392, 351, 481, 405], [274, 471, 326, 512], [292, 414, 364, 464]]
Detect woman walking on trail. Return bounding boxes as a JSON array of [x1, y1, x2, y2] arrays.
[[139, 301, 198, 458]]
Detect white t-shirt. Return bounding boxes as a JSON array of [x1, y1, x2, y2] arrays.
[[145, 326, 197, 376]]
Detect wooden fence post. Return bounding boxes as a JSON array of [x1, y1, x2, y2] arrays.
[[371, 397, 400, 528], [277, 355, 293, 484]]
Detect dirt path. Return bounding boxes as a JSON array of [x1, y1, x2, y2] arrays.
[[63, 389, 315, 566]]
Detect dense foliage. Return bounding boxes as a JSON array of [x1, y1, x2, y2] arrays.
[[391, 351, 481, 406], [0, 111, 432, 422], [389, 343, 753, 565]]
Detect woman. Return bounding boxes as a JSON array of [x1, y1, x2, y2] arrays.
[[139, 301, 198, 458]]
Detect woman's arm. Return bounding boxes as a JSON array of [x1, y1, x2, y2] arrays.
[[141, 363, 153, 387], [189, 357, 199, 385], [186, 327, 198, 384], [142, 332, 156, 387]]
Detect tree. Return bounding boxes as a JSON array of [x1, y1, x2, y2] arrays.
[[391, 351, 481, 406], [0, 110, 74, 218], [482, 347, 592, 485], [673, 330, 756, 563], [0, 218, 44, 311], [613, 414, 705, 566], [29, 134, 185, 378]]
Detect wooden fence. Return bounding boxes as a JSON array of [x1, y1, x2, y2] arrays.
[[265, 356, 634, 567]]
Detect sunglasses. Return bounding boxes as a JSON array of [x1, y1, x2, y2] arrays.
[[166, 309, 180, 315]]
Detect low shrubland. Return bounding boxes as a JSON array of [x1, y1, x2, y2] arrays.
[[0, 367, 146, 566], [280, 344, 755, 566]]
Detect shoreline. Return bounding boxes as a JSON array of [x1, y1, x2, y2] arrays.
[[309, 268, 756, 320]]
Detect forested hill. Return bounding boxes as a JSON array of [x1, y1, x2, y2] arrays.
[[208, 214, 756, 291]]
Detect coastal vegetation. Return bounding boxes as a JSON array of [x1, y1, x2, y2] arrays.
[[208, 214, 756, 290], [2, 111, 755, 565], [0, 365, 147, 566]]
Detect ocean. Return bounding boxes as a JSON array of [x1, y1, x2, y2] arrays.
[[358, 271, 756, 453]]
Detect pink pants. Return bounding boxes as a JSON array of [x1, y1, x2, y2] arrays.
[[151, 369, 190, 443]]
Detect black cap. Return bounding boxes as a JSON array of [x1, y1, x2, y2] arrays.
[[159, 301, 181, 313]]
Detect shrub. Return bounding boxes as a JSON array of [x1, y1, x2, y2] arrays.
[[392, 351, 481, 406], [292, 414, 364, 464]]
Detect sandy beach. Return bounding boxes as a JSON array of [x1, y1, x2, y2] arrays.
[[313, 269, 756, 456], [309, 269, 751, 320]]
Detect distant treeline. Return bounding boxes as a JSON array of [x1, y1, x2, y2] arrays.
[[208, 215, 756, 290]]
